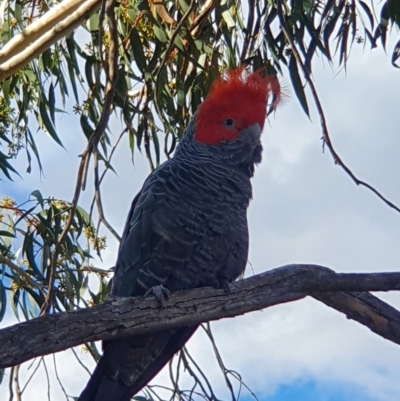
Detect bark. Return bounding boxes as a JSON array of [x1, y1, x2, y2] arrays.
[[1, 264, 400, 369], [0, 0, 101, 82]]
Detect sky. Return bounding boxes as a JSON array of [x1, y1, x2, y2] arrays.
[[1, 26, 400, 401]]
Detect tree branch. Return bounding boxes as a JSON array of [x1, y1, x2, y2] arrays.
[[1, 264, 400, 369], [277, 0, 400, 215], [40, 0, 118, 315], [0, 0, 101, 82], [0, 254, 43, 290]]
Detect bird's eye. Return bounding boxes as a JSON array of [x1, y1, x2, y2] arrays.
[[223, 118, 235, 128]]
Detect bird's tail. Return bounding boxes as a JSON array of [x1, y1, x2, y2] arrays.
[[78, 326, 198, 401]]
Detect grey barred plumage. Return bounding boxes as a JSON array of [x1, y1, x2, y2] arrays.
[[79, 68, 280, 401]]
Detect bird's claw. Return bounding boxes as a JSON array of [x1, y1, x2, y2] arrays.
[[215, 279, 230, 293], [145, 284, 170, 309], [221, 281, 230, 293]]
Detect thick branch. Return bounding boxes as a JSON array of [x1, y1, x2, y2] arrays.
[[1, 264, 400, 368], [0, 0, 100, 82]]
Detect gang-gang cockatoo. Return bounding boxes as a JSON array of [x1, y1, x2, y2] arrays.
[[79, 67, 281, 401]]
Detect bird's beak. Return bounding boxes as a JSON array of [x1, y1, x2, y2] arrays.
[[242, 123, 262, 146]]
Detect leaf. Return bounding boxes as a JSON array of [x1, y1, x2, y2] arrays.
[[301, 15, 328, 59], [392, 39, 400, 68], [80, 115, 95, 139], [39, 101, 64, 148], [136, 119, 144, 151], [80, 274, 89, 297], [2, 77, 11, 102], [133, 397, 150, 401], [86, 12, 99, 32], [0, 0, 8, 28], [11, 288, 20, 321], [289, 54, 310, 117], [153, 25, 168, 43], [65, 36, 81, 103], [30, 190, 44, 208], [1, 20, 9, 43], [358, 1, 374, 30], [222, 10, 236, 29], [151, 126, 160, 166], [365, 28, 376, 48], [85, 57, 96, 89], [320, 0, 335, 21], [147, 41, 163, 72], [0, 279, 6, 322], [23, 232, 40, 276], [151, 1, 175, 24], [48, 82, 56, 124], [323, 0, 346, 59], [0, 150, 20, 180], [129, 29, 147, 73], [339, 7, 350, 66], [24, 286, 45, 309], [388, 0, 400, 26], [14, 205, 37, 227], [128, 126, 136, 159], [75, 206, 93, 227], [0, 230, 15, 238], [26, 128, 44, 174]]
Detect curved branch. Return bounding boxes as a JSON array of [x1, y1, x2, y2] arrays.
[[1, 264, 400, 369], [276, 1, 400, 214]]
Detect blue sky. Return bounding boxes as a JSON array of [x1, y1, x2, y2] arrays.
[[264, 380, 376, 401], [1, 17, 400, 401]]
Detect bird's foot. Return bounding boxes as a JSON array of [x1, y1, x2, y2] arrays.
[[145, 284, 170, 308], [216, 279, 230, 293]]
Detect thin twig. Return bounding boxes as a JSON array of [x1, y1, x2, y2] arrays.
[[145, 384, 167, 401], [143, 117, 155, 171], [8, 365, 21, 401], [89, 131, 125, 243], [168, 351, 182, 401], [0, 254, 43, 290], [154, 0, 196, 120], [190, 0, 217, 37], [13, 365, 22, 401], [202, 323, 236, 401], [60, 265, 111, 275], [70, 347, 92, 376], [42, 357, 51, 401], [181, 348, 214, 400], [226, 369, 259, 401], [21, 358, 42, 394], [93, 152, 121, 245], [84, 342, 102, 363], [240, 0, 255, 62], [40, 0, 119, 315], [8, 366, 13, 401], [276, 0, 400, 214], [53, 354, 69, 401]]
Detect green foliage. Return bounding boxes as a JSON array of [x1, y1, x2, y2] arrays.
[[0, 193, 109, 320], [0, 0, 398, 180]]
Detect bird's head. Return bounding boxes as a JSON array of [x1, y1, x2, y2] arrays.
[[177, 67, 281, 175], [192, 67, 281, 169]]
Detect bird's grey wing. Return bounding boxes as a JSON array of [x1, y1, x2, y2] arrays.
[[79, 162, 198, 401], [111, 161, 195, 296]]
